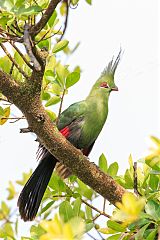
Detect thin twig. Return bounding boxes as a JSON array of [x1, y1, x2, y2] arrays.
[[134, 162, 139, 196], [9, 62, 14, 75], [10, 42, 33, 69], [96, 230, 105, 240], [51, 193, 111, 219], [59, 0, 69, 41], [87, 233, 98, 240], [1, 116, 25, 120], [56, 89, 66, 125], [37, 29, 50, 44], [81, 199, 111, 219], [7, 25, 21, 37], [92, 213, 101, 221], [103, 198, 106, 212], [24, 23, 41, 71], [13, 20, 23, 34], [36, 27, 62, 44], [20, 127, 32, 133], [0, 43, 29, 79]]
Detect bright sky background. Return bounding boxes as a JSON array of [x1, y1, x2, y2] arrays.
[[0, 0, 159, 238]]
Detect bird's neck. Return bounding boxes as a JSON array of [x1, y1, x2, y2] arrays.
[[86, 91, 109, 125]]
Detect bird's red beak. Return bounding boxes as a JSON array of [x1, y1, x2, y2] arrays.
[[111, 86, 118, 91]]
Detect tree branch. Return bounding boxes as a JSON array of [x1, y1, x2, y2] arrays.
[[10, 41, 33, 70], [59, 0, 69, 41], [0, 43, 29, 79], [0, 70, 21, 103], [24, 24, 41, 71], [0, 68, 126, 205], [30, 0, 61, 37]]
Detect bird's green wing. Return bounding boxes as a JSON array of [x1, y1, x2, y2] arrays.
[[57, 100, 87, 130]]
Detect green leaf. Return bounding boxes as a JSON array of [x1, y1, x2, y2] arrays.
[[0, 201, 10, 219], [77, 179, 93, 200], [107, 162, 119, 177], [73, 198, 81, 217], [30, 225, 45, 240], [0, 106, 4, 116], [0, 56, 12, 74], [40, 201, 55, 214], [16, 170, 32, 186], [71, 0, 79, 5], [14, 51, 23, 67], [59, 201, 74, 222], [44, 70, 55, 82], [46, 55, 56, 70], [48, 10, 57, 27], [45, 96, 60, 107], [107, 234, 122, 240], [86, 223, 95, 232], [85, 205, 92, 219], [66, 71, 80, 88], [46, 110, 57, 121], [16, 5, 42, 16], [49, 83, 61, 95], [128, 218, 150, 231], [107, 220, 126, 232], [86, 0, 92, 4], [145, 155, 160, 171], [150, 170, 160, 174], [149, 174, 159, 190], [0, 223, 14, 238], [41, 91, 51, 101], [135, 223, 150, 239], [145, 200, 160, 221], [146, 229, 157, 240], [99, 153, 108, 173], [7, 181, 16, 200], [49, 174, 67, 193], [55, 63, 69, 86], [124, 169, 134, 189], [52, 40, 69, 53]]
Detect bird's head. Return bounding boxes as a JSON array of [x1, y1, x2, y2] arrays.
[[89, 50, 121, 97]]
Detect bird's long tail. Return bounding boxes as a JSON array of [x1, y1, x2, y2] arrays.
[[18, 152, 57, 221]]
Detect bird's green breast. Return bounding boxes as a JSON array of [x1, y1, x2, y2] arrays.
[[79, 92, 109, 148]]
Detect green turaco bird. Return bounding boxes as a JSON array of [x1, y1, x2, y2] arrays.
[[18, 51, 121, 221]]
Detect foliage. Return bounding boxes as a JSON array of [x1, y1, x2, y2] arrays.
[[0, 137, 160, 239], [0, 0, 159, 240]]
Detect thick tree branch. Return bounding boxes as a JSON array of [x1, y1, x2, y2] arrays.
[[0, 70, 21, 103], [30, 0, 61, 37], [0, 69, 126, 205]]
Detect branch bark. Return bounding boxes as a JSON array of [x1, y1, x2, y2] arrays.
[[30, 0, 61, 37], [0, 69, 126, 205]]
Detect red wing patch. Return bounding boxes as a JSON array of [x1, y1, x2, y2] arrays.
[[60, 126, 70, 138]]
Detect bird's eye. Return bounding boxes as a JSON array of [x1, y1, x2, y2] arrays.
[[100, 82, 109, 88]]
